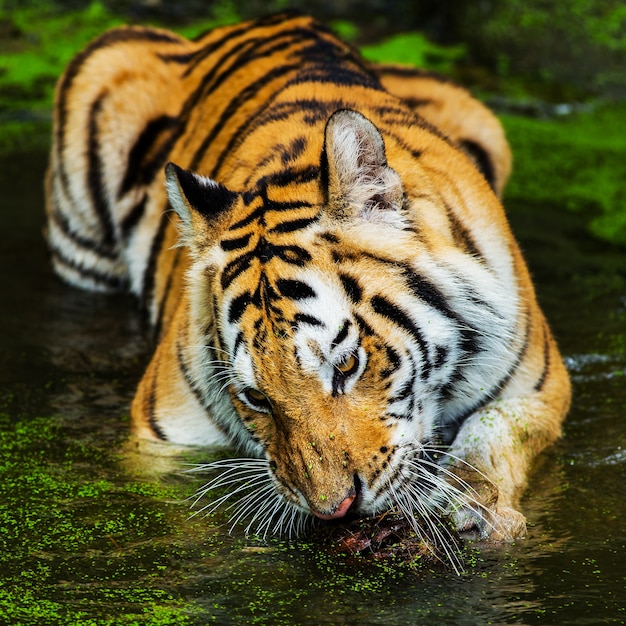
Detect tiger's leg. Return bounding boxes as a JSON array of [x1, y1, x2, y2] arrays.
[[443, 325, 571, 541]]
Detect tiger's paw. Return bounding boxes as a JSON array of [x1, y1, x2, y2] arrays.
[[450, 502, 527, 542], [442, 468, 527, 541]]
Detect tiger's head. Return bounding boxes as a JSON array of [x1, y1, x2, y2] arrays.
[[166, 109, 498, 533]]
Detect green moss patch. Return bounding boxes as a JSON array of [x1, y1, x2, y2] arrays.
[[0, 3, 124, 113], [0, 413, 199, 624], [361, 32, 465, 74], [502, 105, 626, 247], [0, 1, 236, 115]]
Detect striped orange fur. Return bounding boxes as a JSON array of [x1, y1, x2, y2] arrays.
[[46, 13, 570, 545]]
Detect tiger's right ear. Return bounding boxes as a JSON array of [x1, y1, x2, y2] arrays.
[[322, 110, 404, 224], [165, 162, 238, 243]]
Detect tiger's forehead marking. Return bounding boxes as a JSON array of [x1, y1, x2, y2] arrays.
[[222, 262, 361, 396]]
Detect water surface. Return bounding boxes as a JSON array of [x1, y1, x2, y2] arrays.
[[0, 141, 624, 625]]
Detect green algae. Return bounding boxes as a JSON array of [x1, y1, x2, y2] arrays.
[[361, 32, 465, 74], [0, 408, 439, 624], [0, 2, 124, 113], [502, 105, 626, 247], [0, 1, 233, 115], [0, 413, 200, 625]]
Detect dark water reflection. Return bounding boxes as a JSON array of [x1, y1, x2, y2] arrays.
[[0, 143, 624, 624]]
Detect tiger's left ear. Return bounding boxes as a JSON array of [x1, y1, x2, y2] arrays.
[[165, 162, 238, 243], [323, 109, 404, 222]]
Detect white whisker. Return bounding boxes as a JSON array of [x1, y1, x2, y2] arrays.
[[186, 457, 308, 540]]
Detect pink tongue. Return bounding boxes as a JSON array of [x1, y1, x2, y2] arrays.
[[312, 495, 355, 520]]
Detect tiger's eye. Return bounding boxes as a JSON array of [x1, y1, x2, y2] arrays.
[[242, 388, 272, 412], [336, 354, 359, 376], [246, 388, 267, 402]]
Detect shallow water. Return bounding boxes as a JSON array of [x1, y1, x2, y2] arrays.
[[0, 141, 624, 625]]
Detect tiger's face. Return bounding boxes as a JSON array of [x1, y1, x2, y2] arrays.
[[220, 253, 447, 521], [167, 110, 487, 522]]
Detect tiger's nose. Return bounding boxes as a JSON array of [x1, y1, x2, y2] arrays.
[[311, 493, 356, 520]]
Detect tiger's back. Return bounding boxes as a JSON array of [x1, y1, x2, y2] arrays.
[[46, 13, 570, 543]]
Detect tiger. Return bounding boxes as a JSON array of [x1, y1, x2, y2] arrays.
[[45, 12, 571, 549]]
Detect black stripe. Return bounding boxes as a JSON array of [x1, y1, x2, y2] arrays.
[[175, 23, 252, 75], [256, 10, 307, 26], [294, 313, 323, 327], [373, 64, 455, 84], [365, 101, 452, 150], [268, 216, 318, 234], [386, 355, 417, 420], [141, 211, 169, 316], [185, 32, 261, 80], [87, 93, 116, 247], [233, 331, 245, 355], [156, 50, 197, 64], [403, 268, 480, 355], [229, 206, 263, 231], [446, 314, 532, 441], [277, 245, 312, 266], [339, 273, 363, 303], [221, 252, 255, 291], [275, 279, 316, 301], [319, 231, 340, 244], [118, 115, 178, 198], [214, 295, 227, 355], [434, 345, 448, 368], [459, 139, 497, 191], [354, 312, 375, 337], [381, 345, 401, 379], [120, 194, 148, 239], [152, 247, 182, 341], [50, 246, 125, 290], [262, 199, 315, 214], [147, 368, 168, 441], [220, 233, 252, 251], [533, 324, 551, 392], [185, 29, 322, 171], [389, 378, 413, 403], [285, 64, 381, 91], [331, 320, 351, 349], [370, 295, 431, 380], [252, 321, 269, 352], [190, 62, 301, 171], [55, 27, 182, 200], [228, 291, 252, 324], [186, 26, 314, 81], [280, 136, 307, 164], [49, 208, 118, 260], [213, 98, 343, 178], [402, 97, 434, 109], [446, 204, 485, 262], [176, 337, 211, 410], [257, 241, 312, 266], [260, 166, 320, 189], [132, 38, 293, 181], [387, 413, 410, 421]]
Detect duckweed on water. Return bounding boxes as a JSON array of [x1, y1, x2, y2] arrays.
[[0, 413, 200, 624]]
